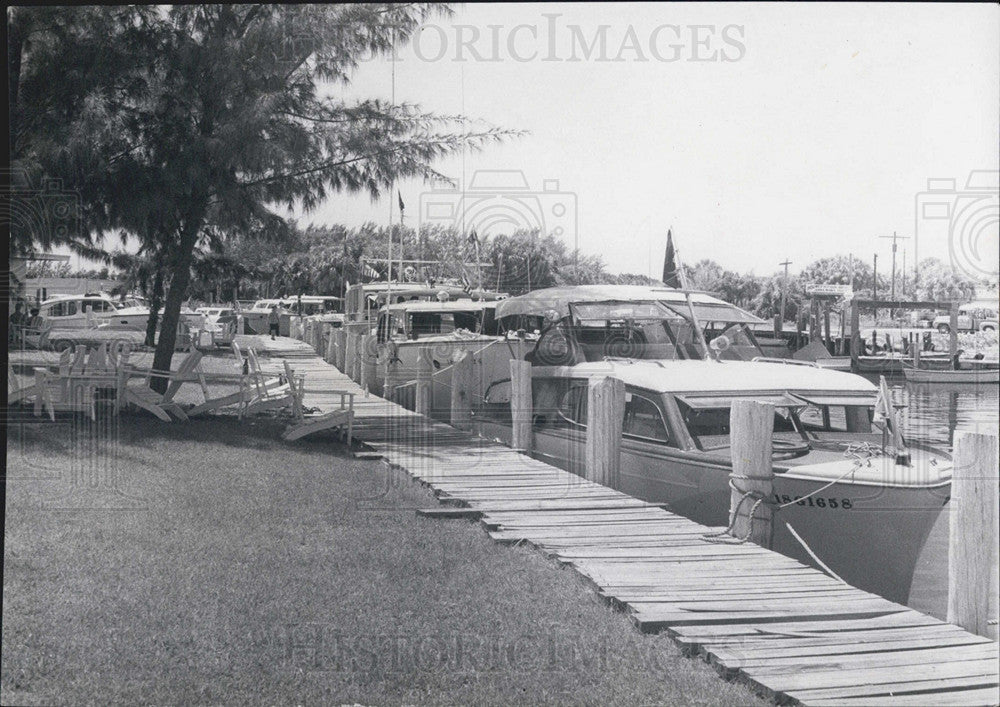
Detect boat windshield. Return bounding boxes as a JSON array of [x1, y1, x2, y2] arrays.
[[675, 392, 876, 450], [675, 394, 804, 450], [117, 298, 146, 309]]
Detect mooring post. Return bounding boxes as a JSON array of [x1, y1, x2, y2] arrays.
[[360, 334, 377, 395], [510, 359, 532, 452], [450, 350, 473, 431], [585, 376, 625, 488], [415, 345, 433, 417], [949, 301, 960, 367], [344, 331, 359, 382], [912, 336, 921, 368], [313, 321, 323, 353], [325, 326, 337, 364], [773, 313, 781, 338], [729, 400, 775, 548], [334, 328, 347, 371], [948, 431, 999, 640]]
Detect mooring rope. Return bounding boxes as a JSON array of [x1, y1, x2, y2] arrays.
[[701, 441, 884, 544]]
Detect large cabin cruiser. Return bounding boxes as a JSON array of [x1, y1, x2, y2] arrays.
[[374, 296, 521, 407], [493, 285, 767, 364], [346, 281, 508, 327], [473, 358, 950, 604], [38, 293, 204, 331]]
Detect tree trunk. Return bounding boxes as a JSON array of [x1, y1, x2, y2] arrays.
[[144, 267, 164, 347], [150, 205, 205, 393]]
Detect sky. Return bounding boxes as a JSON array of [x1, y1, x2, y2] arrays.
[[63, 3, 999, 285], [307, 2, 1000, 284]]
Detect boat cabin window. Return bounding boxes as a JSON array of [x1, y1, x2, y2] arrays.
[[47, 300, 77, 317], [84, 298, 114, 312], [623, 392, 672, 444], [558, 382, 589, 427]]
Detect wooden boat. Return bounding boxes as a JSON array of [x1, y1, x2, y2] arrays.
[[472, 359, 951, 604], [856, 352, 953, 374], [903, 366, 1000, 384]]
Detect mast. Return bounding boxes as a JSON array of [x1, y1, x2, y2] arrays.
[[672, 231, 712, 360]]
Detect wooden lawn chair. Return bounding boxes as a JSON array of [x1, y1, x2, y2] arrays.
[[123, 350, 205, 422]]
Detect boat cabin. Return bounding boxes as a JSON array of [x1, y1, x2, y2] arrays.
[[494, 285, 767, 365], [375, 300, 501, 343]]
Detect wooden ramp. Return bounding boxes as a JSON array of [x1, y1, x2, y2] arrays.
[[262, 336, 999, 706]]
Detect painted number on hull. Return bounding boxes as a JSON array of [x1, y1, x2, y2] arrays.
[[774, 494, 853, 509]]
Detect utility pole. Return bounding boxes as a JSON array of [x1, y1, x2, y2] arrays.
[[880, 231, 910, 318], [779, 259, 792, 324], [873, 253, 878, 322], [873, 253, 878, 300]]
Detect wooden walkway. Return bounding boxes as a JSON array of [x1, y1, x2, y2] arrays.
[[260, 336, 1000, 706]]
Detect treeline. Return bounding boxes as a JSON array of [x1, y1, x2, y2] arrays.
[[178, 223, 984, 318], [53, 221, 985, 319]]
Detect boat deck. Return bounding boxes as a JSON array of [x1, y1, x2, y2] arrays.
[[227, 336, 1000, 704]]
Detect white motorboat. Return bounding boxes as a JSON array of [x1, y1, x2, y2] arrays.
[[473, 358, 950, 604], [38, 292, 204, 331]]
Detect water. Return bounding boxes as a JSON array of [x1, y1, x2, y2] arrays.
[[880, 377, 999, 618]]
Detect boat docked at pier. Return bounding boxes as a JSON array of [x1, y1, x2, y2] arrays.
[[373, 295, 520, 407], [450, 285, 953, 603], [473, 358, 950, 604], [38, 292, 204, 332]]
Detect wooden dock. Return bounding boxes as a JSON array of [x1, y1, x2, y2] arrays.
[[258, 336, 999, 706]]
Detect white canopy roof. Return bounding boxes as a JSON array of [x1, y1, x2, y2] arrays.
[[494, 285, 764, 324]]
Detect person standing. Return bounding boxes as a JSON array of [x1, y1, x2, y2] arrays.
[[268, 305, 280, 340], [9, 301, 26, 344]]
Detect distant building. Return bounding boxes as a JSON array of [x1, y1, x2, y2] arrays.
[[8, 253, 72, 307]]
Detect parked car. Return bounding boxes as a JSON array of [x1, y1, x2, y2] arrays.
[[932, 303, 998, 333]]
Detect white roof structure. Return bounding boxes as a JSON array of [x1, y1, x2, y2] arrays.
[[494, 285, 764, 323], [382, 300, 497, 314], [535, 359, 877, 396]]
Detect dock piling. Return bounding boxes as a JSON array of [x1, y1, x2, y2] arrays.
[[360, 334, 376, 394], [450, 351, 473, 431], [344, 331, 359, 382], [585, 376, 625, 489], [510, 359, 532, 453], [729, 400, 775, 548], [415, 346, 433, 417], [948, 431, 999, 640]]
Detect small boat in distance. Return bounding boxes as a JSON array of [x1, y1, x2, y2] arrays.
[[903, 367, 1000, 384]]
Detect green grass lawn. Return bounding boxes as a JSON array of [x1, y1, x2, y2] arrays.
[[4, 415, 765, 706]]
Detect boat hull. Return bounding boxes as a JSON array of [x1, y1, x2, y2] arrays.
[[474, 419, 947, 604], [903, 367, 1000, 384]]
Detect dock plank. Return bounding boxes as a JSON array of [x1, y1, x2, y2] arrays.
[[265, 335, 999, 707]]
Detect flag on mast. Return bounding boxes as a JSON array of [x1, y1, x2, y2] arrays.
[[398, 190, 405, 215], [662, 229, 680, 288]]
